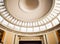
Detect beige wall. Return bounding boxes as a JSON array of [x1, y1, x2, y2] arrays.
[[0, 26, 58, 44], [46, 31, 58, 44], [3, 31, 15, 44], [15, 35, 19, 44], [2, 31, 58, 44]]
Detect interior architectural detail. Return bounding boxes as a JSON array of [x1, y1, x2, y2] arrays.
[[0, 29, 5, 44], [56, 30, 60, 44], [0, 0, 60, 44]]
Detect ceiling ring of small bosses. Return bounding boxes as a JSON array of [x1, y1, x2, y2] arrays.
[[0, 0, 60, 33]]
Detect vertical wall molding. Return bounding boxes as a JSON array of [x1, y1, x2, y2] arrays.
[[54, 31, 58, 44], [43, 34, 46, 44], [13, 34, 16, 44], [45, 33, 49, 44]]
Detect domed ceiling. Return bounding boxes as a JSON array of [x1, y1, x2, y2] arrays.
[[0, 0, 60, 35], [5, 0, 53, 22]]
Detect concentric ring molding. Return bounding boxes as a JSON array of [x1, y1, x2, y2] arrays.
[[0, 0, 55, 27], [5, 0, 53, 22], [0, 0, 60, 34]]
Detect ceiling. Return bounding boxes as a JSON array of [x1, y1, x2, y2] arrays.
[[5, 0, 53, 22], [0, 0, 60, 34]]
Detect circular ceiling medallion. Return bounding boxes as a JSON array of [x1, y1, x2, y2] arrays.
[[19, 0, 39, 10], [5, 0, 53, 22]]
